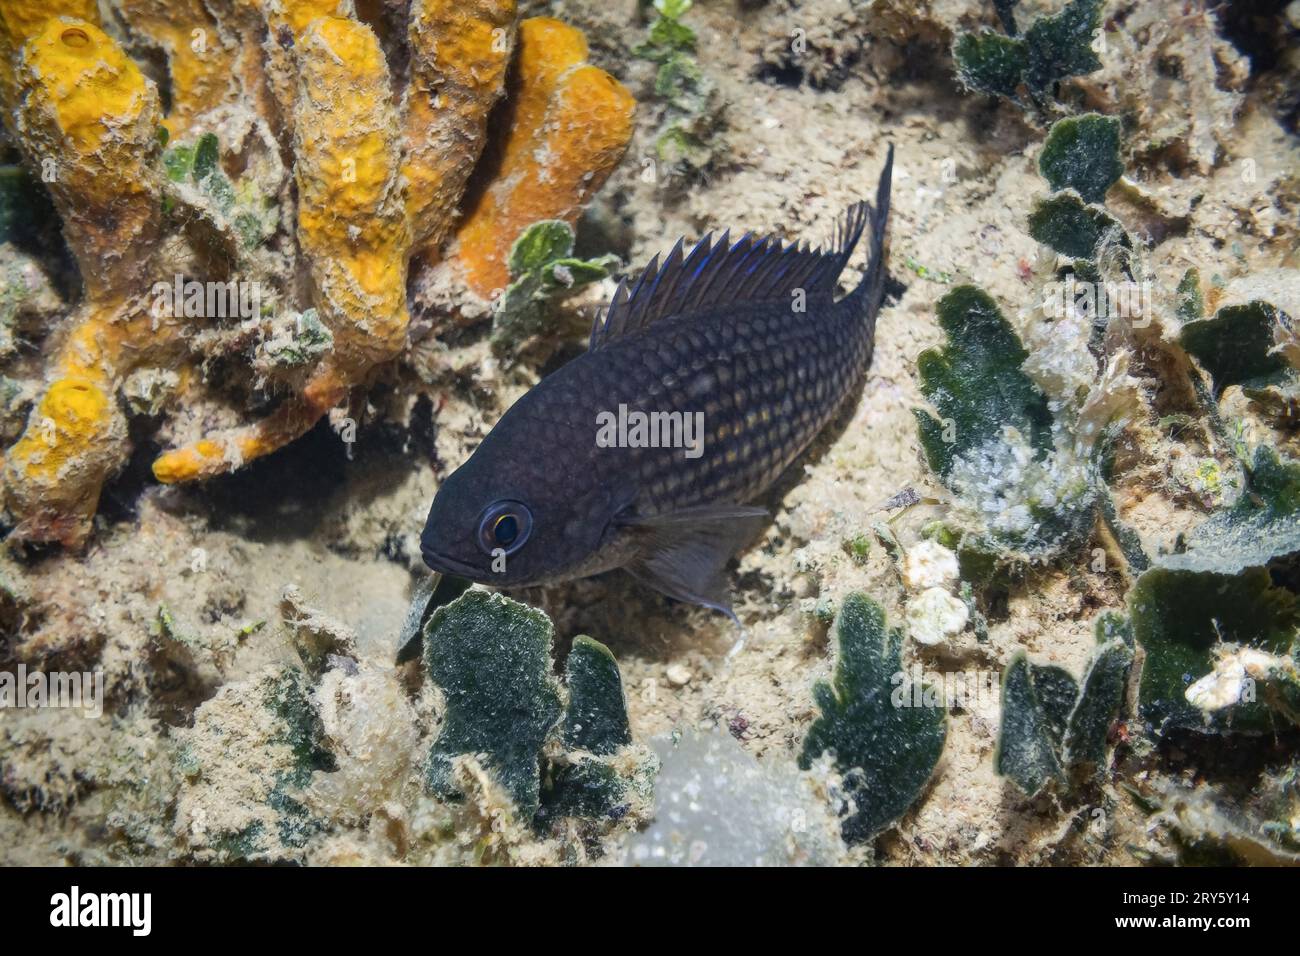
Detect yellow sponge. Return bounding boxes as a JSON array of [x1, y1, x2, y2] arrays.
[[451, 18, 635, 298]]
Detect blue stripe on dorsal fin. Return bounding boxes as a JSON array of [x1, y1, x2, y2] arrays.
[[589, 200, 873, 352]]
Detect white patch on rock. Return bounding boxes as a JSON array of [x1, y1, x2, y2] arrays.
[[906, 587, 969, 646], [902, 540, 960, 593], [1184, 645, 1294, 713]]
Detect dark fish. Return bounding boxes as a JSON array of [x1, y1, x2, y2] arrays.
[[421, 146, 893, 618]]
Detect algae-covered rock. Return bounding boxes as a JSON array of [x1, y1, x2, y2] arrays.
[[264, 668, 337, 848], [915, 286, 1054, 478], [627, 729, 840, 866], [1178, 301, 1290, 397], [1130, 567, 1299, 734], [1161, 447, 1300, 574], [1027, 192, 1127, 259], [1038, 113, 1123, 204], [423, 590, 563, 819], [0, 710, 176, 864], [1061, 617, 1134, 770], [996, 654, 1075, 796], [799, 592, 946, 843], [174, 665, 334, 863], [562, 636, 633, 756], [1, 245, 62, 365]]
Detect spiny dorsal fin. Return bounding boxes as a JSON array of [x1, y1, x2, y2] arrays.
[[589, 200, 872, 351]]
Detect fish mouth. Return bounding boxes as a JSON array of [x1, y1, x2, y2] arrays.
[[420, 547, 484, 580], [421, 545, 559, 590]]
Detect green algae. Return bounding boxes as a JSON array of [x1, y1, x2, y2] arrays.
[[1038, 113, 1123, 204], [915, 285, 1054, 479], [800, 592, 946, 843], [492, 220, 615, 356], [954, 32, 1029, 98], [996, 654, 1074, 795], [1178, 300, 1290, 397], [396, 573, 472, 664], [422, 591, 650, 828], [998, 614, 1132, 794], [264, 310, 333, 368], [562, 636, 632, 756], [1028, 192, 1127, 259], [953, 0, 1103, 101], [1162, 447, 1300, 574], [1022, 0, 1104, 93], [1061, 627, 1134, 770], [423, 590, 563, 817], [1131, 567, 1298, 734]]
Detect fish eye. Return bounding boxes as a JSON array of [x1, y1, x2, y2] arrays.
[[477, 500, 532, 556]]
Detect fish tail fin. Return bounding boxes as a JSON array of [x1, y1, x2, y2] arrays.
[[846, 143, 894, 319]]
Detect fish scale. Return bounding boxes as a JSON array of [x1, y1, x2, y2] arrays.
[[568, 301, 874, 517], [421, 146, 894, 616]]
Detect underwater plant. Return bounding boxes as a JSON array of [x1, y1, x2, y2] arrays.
[[489, 219, 618, 359], [422, 589, 655, 831], [635, 0, 720, 186], [913, 106, 1148, 577], [800, 592, 947, 843], [1037, 113, 1123, 204], [996, 614, 1132, 795], [1122, 448, 1300, 735], [927, 26, 1300, 843], [914, 283, 1106, 563], [953, 0, 1104, 108]]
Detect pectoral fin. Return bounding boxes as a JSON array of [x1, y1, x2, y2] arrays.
[[618, 505, 769, 621]]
